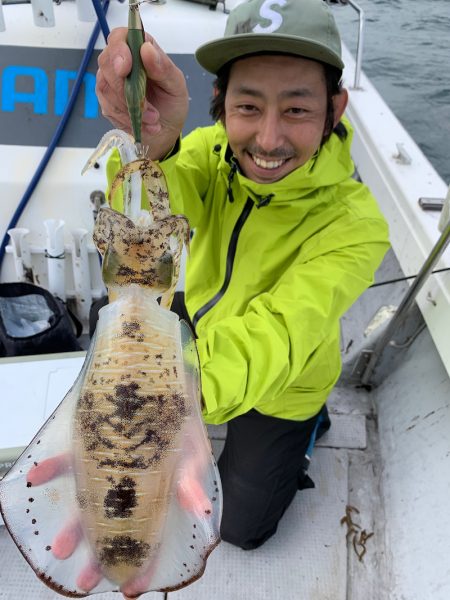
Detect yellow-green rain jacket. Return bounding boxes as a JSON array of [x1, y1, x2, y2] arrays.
[[108, 119, 389, 424]]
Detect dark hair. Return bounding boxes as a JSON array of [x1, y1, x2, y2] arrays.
[[322, 62, 347, 142], [209, 54, 347, 144]]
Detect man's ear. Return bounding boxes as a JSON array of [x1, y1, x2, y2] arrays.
[[332, 88, 348, 127]]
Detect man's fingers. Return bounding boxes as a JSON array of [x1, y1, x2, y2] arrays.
[[177, 476, 213, 517], [140, 40, 186, 97], [142, 105, 160, 126], [76, 559, 103, 592], [96, 68, 128, 112], [106, 26, 128, 45], [26, 453, 71, 486], [121, 557, 157, 599], [100, 31, 183, 96], [96, 70, 128, 112], [95, 68, 126, 108], [103, 27, 132, 76], [97, 31, 132, 107], [96, 78, 132, 132], [51, 519, 82, 560]]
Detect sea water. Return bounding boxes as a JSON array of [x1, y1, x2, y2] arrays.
[[334, 0, 450, 184]]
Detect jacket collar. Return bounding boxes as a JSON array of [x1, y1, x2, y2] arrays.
[[215, 118, 355, 205]]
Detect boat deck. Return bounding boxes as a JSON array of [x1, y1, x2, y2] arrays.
[[1, 249, 408, 600], [0, 384, 385, 600]]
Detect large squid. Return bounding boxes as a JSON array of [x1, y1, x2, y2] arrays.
[[0, 129, 222, 597]]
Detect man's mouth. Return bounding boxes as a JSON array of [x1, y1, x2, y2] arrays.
[[250, 154, 288, 170]]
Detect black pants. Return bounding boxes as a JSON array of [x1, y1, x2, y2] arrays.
[[170, 292, 331, 550], [218, 408, 329, 550]]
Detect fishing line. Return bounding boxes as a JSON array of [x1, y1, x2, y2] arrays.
[[369, 267, 450, 288]]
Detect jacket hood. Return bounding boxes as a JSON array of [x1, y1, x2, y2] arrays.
[[216, 117, 355, 204]]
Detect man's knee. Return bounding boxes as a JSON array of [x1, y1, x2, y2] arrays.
[[218, 474, 286, 550], [220, 513, 278, 550], [216, 408, 322, 550]]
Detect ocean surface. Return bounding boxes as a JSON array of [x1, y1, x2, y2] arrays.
[[333, 0, 450, 184]]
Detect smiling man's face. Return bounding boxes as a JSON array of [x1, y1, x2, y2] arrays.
[[224, 54, 345, 183]]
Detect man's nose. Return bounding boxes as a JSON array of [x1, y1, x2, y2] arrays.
[[255, 111, 285, 153]]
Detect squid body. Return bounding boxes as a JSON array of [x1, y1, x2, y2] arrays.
[[0, 130, 222, 597]]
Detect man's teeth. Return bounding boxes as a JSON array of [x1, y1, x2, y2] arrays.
[[252, 155, 285, 169]]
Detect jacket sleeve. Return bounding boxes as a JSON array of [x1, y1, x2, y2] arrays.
[[196, 214, 390, 424], [160, 127, 216, 228]]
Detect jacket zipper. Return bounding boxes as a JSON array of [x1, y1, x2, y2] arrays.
[[192, 196, 254, 328]]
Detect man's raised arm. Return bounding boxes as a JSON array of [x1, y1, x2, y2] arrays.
[[96, 28, 189, 160]]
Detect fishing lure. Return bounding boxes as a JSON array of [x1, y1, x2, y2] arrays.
[[124, 0, 146, 155], [0, 130, 222, 597]]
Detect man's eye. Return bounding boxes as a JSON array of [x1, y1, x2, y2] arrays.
[[238, 104, 258, 113], [287, 107, 306, 115]]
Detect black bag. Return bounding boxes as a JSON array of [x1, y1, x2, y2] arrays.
[[0, 282, 82, 357], [88, 294, 108, 338]]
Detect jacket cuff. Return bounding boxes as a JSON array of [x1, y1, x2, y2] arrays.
[[161, 136, 181, 161]]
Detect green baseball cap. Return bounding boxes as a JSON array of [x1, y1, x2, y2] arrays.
[[196, 0, 344, 74]]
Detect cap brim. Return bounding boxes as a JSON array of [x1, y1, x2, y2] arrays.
[[196, 33, 344, 74]]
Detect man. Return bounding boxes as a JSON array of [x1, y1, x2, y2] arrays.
[[97, 0, 389, 553], [22, 1, 390, 597]]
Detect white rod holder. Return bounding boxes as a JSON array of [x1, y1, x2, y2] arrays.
[[31, 0, 55, 27], [71, 228, 92, 321], [0, 0, 6, 32], [7, 228, 32, 282], [44, 219, 66, 300]]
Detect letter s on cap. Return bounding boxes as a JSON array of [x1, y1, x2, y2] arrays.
[[253, 0, 287, 34]]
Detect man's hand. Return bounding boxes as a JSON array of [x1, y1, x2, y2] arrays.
[[96, 28, 189, 160], [26, 424, 213, 597]]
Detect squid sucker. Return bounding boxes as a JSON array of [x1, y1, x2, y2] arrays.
[[0, 130, 222, 598]]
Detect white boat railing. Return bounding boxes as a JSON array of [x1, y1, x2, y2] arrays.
[[326, 0, 365, 89], [342, 43, 450, 379], [359, 209, 450, 385]]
